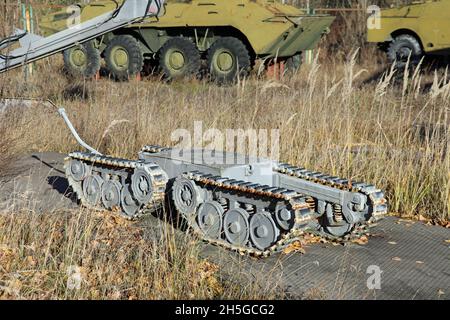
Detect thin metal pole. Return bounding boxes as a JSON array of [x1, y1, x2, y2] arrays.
[[58, 108, 102, 155]]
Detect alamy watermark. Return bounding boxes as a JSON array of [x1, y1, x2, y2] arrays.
[[366, 265, 383, 290], [170, 121, 280, 166], [67, 265, 83, 291], [65, 0, 164, 29], [65, 2, 382, 31], [367, 5, 381, 30]]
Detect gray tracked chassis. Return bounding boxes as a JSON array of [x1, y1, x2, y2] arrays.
[[64, 144, 387, 257]]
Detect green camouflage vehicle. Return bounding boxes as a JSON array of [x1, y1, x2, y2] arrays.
[[367, 0, 450, 67], [39, 0, 335, 82]]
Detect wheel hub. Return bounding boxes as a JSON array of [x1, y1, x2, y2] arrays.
[[139, 179, 149, 192], [125, 194, 133, 205], [88, 186, 96, 195], [182, 188, 192, 202], [71, 48, 87, 67], [256, 225, 268, 238], [275, 207, 295, 231], [216, 51, 234, 72], [112, 47, 129, 69], [168, 50, 185, 70], [229, 222, 241, 234], [398, 47, 412, 61]]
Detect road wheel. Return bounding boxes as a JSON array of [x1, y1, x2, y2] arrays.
[[104, 35, 144, 81], [387, 35, 423, 68], [207, 37, 252, 84], [63, 41, 100, 78], [158, 37, 201, 80]]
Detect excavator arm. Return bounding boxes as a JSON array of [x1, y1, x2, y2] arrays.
[[0, 0, 165, 73]]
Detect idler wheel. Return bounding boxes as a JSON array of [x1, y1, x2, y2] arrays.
[[172, 177, 203, 218], [68, 159, 88, 182], [131, 168, 154, 205]]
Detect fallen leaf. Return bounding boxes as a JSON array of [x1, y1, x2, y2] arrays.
[[438, 289, 445, 296], [303, 234, 323, 245], [445, 240, 450, 244], [388, 241, 397, 245], [392, 257, 402, 262], [283, 241, 306, 255], [353, 235, 368, 245], [415, 261, 424, 264]]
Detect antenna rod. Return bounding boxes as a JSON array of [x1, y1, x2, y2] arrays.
[[58, 108, 102, 155]]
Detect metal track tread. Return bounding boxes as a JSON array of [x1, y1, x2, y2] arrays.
[[64, 152, 168, 219], [182, 171, 314, 258], [274, 162, 388, 220], [180, 170, 383, 257]]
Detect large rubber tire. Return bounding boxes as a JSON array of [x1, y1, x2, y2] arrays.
[[63, 41, 100, 78], [207, 37, 252, 84], [104, 35, 144, 81], [387, 35, 423, 68], [285, 53, 302, 75], [158, 37, 201, 80]]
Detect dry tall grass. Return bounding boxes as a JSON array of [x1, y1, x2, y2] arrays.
[[0, 208, 284, 299]]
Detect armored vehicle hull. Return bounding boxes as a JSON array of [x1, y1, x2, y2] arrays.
[[367, 0, 450, 67], [39, 0, 335, 82]]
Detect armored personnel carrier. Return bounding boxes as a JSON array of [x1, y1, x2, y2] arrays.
[[367, 0, 450, 67], [39, 0, 335, 82], [59, 108, 387, 257], [0, 0, 165, 74]]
